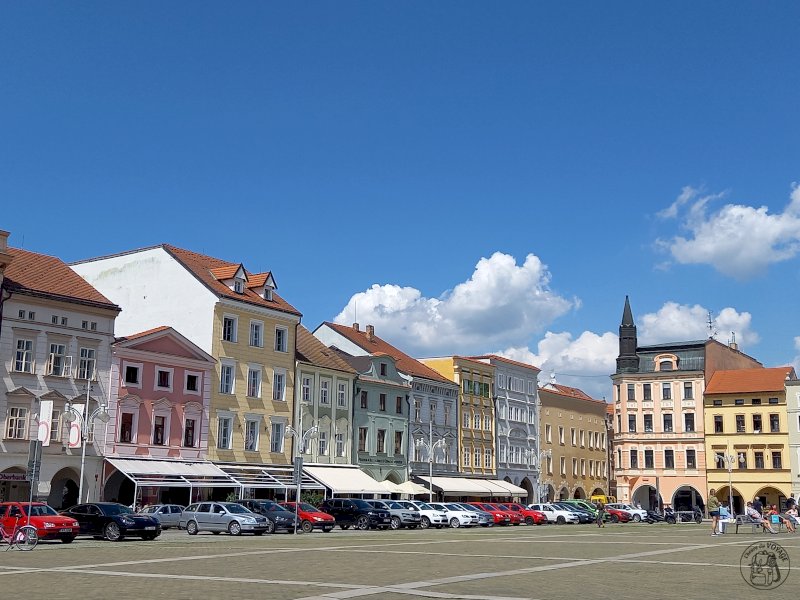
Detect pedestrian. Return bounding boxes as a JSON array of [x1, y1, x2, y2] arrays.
[[768, 504, 795, 533], [752, 497, 764, 515], [596, 502, 605, 528], [707, 489, 721, 536]]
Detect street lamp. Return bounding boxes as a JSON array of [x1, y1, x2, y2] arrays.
[[716, 452, 742, 517], [285, 423, 318, 529], [63, 384, 110, 504], [415, 434, 448, 503], [528, 448, 551, 503]]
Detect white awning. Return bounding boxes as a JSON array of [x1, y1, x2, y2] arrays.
[[396, 480, 429, 495], [303, 465, 388, 495], [379, 479, 404, 493], [415, 476, 526, 497], [484, 479, 528, 496], [216, 463, 323, 490], [106, 458, 235, 488]]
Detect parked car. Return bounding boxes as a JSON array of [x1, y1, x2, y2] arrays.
[[179, 502, 270, 536], [466, 502, 510, 525], [606, 503, 648, 523], [428, 502, 478, 528], [368, 500, 422, 530], [484, 503, 523, 525], [498, 503, 547, 525], [452, 502, 494, 526], [552, 502, 593, 524], [527, 503, 580, 525], [1, 502, 79, 543], [319, 498, 391, 530], [605, 507, 632, 523], [279, 502, 335, 533], [236, 500, 298, 533], [139, 504, 185, 530], [61, 502, 161, 541], [403, 500, 449, 529]]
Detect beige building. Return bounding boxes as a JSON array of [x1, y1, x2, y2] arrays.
[[537, 382, 609, 501]]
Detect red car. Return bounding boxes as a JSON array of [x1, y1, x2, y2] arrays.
[[499, 503, 547, 525], [279, 502, 335, 533], [605, 507, 632, 523], [0, 502, 80, 543], [468, 502, 512, 525], [484, 503, 523, 525]]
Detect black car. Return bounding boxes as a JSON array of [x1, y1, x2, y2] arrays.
[[319, 498, 391, 530], [60, 502, 161, 541], [552, 503, 593, 524], [236, 500, 298, 533]]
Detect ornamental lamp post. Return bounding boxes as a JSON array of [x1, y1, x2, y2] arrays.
[[63, 383, 110, 504], [285, 423, 318, 531], [415, 417, 448, 503]]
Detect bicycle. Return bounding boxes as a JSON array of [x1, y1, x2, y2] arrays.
[[1, 516, 39, 551]]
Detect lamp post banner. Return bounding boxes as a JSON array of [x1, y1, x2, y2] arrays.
[[38, 400, 53, 446], [68, 404, 85, 448]]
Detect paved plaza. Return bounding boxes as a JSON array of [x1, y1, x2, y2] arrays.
[[1, 524, 797, 599]]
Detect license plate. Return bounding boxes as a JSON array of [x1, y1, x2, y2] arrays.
[[59, 528, 72, 533], [382, 518, 390, 523], [145, 526, 156, 530]]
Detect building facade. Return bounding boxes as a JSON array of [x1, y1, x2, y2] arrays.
[[471, 355, 540, 502], [71, 244, 302, 467], [1, 235, 120, 507], [538, 382, 609, 502], [788, 378, 800, 500], [704, 367, 796, 513]]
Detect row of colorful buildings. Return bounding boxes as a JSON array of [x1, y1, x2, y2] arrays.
[[0, 233, 610, 508]]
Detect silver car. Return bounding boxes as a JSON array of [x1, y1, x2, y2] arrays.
[[180, 501, 270, 536], [140, 504, 185, 530], [453, 502, 494, 526], [368, 500, 422, 530]]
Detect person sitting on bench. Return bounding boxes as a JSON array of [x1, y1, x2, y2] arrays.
[[746, 502, 777, 534], [767, 505, 795, 533]]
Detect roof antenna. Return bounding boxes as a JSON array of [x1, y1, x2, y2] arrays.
[[354, 299, 357, 325], [706, 311, 717, 339]]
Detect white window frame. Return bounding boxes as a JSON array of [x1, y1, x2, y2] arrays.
[[219, 360, 236, 394], [154, 366, 174, 393], [247, 365, 262, 399], [122, 361, 143, 389], [272, 368, 286, 401], [484, 415, 491, 431], [463, 447, 471, 467], [244, 417, 260, 452], [47, 342, 70, 377], [184, 370, 202, 396], [50, 409, 62, 443], [182, 402, 202, 448], [274, 326, 288, 353], [222, 314, 238, 343], [14, 338, 35, 373], [270, 420, 286, 453], [77, 347, 97, 380], [474, 447, 481, 467], [217, 412, 235, 450], [151, 400, 172, 446], [335, 432, 345, 457], [319, 379, 330, 405], [5, 405, 29, 440], [117, 396, 141, 444], [249, 320, 264, 348], [337, 382, 347, 408], [301, 376, 312, 403], [318, 430, 328, 456]]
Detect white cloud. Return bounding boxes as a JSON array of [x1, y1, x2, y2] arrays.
[[638, 302, 759, 347], [657, 184, 800, 279], [334, 251, 575, 356]]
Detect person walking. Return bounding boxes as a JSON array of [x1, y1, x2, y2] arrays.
[[596, 502, 605, 528], [707, 489, 721, 536]]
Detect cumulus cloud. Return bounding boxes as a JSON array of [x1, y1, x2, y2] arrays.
[[638, 302, 759, 347], [333, 252, 575, 356], [656, 185, 800, 279]]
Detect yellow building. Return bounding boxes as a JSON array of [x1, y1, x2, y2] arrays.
[[420, 357, 496, 477], [704, 366, 797, 513]]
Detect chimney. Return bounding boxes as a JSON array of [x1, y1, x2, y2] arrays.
[[352, 323, 360, 332], [366, 325, 375, 341], [0, 230, 8, 252], [729, 331, 738, 351], [0, 230, 13, 282]]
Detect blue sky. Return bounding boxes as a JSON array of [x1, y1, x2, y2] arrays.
[[3, 2, 800, 398]]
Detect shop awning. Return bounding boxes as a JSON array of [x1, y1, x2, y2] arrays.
[[106, 458, 235, 488], [483, 479, 528, 496], [303, 465, 388, 495], [216, 463, 323, 491], [396, 480, 429, 495], [415, 476, 526, 497]]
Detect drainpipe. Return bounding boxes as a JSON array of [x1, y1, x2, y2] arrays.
[[0, 283, 11, 340]]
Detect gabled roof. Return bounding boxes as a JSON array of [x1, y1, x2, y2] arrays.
[[162, 245, 301, 317], [539, 383, 601, 403], [318, 322, 453, 385], [469, 354, 542, 373], [116, 325, 171, 341], [248, 272, 275, 290], [114, 325, 216, 364], [705, 366, 796, 395], [296, 325, 356, 374], [210, 264, 245, 281], [4, 247, 119, 311]]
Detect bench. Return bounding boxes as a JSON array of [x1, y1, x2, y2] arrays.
[[734, 515, 786, 533]]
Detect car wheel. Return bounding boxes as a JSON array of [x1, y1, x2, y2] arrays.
[[611, 514, 620, 523], [104, 522, 123, 541], [389, 516, 401, 530], [525, 517, 534, 526], [356, 515, 370, 530], [61, 535, 75, 544], [228, 521, 242, 536], [633, 514, 641, 522], [300, 520, 313, 534], [420, 516, 431, 529], [186, 520, 198, 535], [449, 518, 460, 529], [556, 516, 566, 525], [266, 520, 275, 534]]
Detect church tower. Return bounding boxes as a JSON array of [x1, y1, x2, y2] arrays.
[[616, 295, 639, 374]]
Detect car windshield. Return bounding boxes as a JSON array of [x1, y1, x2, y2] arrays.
[[352, 500, 373, 510], [100, 504, 133, 516], [460, 504, 477, 511], [445, 504, 463, 511], [415, 502, 433, 511], [387, 502, 404, 509], [139, 506, 158, 513], [26, 504, 58, 516], [299, 503, 319, 512], [259, 501, 290, 512], [224, 504, 251, 514], [370, 501, 388, 509]]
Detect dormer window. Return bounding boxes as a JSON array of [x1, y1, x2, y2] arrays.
[[264, 286, 273, 301], [234, 279, 245, 294]]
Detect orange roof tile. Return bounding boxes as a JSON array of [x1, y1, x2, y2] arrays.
[[540, 383, 602, 403], [4, 247, 119, 310], [115, 325, 171, 343], [210, 265, 243, 281], [247, 272, 272, 289], [706, 367, 796, 394], [296, 325, 357, 374], [320, 322, 454, 385]]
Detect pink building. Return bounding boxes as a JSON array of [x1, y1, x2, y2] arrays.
[[102, 326, 216, 505]]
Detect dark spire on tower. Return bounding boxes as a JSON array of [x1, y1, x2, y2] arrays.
[[616, 295, 640, 374]]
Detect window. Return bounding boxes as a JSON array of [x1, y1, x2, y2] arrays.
[[684, 413, 695, 432], [48, 409, 61, 443], [683, 382, 693, 399], [739, 453, 748, 469], [663, 413, 673, 432], [629, 449, 638, 469], [754, 451, 765, 469], [768, 397, 779, 405], [234, 279, 244, 293], [770, 414, 780, 433], [686, 449, 697, 469], [247, 367, 262, 398], [659, 360, 673, 371], [643, 384, 651, 401], [558, 426, 565, 444], [28, 311, 36, 321], [627, 384, 635, 401], [272, 370, 286, 401], [751, 398, 761, 405], [274, 327, 287, 352], [661, 383, 671, 400], [338, 383, 348, 407], [222, 316, 237, 342], [736, 414, 745, 432], [301, 377, 312, 402], [644, 414, 653, 432], [628, 414, 636, 432], [474, 448, 481, 467], [617, 414, 621, 432], [644, 450, 654, 469], [360, 391, 368, 409], [463, 447, 471, 467], [318, 431, 328, 456], [81, 320, 88, 329], [61, 316, 68, 326], [376, 429, 386, 453], [219, 363, 235, 394], [474, 414, 481, 429], [735, 398, 744, 406], [394, 431, 403, 455], [78, 347, 96, 380], [270, 422, 284, 453], [560, 456, 566, 475], [183, 418, 197, 448], [772, 452, 782, 469], [90, 322, 97, 331], [713, 415, 724, 433], [14, 339, 34, 373], [17, 309, 25, 319], [414, 400, 421, 422], [320, 380, 330, 405], [335, 433, 345, 457], [185, 372, 200, 394], [545, 424, 552, 443], [217, 417, 233, 449], [156, 368, 172, 391], [124, 364, 140, 385], [119, 413, 134, 443], [47, 343, 68, 377], [395, 396, 403, 414], [484, 415, 491, 431], [664, 449, 674, 469], [484, 448, 492, 468], [572, 458, 578, 476], [379, 394, 386, 412], [358, 427, 368, 452], [6, 407, 28, 439], [712, 399, 722, 406], [571, 428, 576, 446], [380, 363, 387, 376], [444, 403, 451, 424], [753, 414, 762, 432], [153, 416, 166, 446], [249, 321, 263, 347]]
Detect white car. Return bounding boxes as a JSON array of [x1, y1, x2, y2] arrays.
[[528, 503, 580, 524], [428, 502, 478, 528], [606, 503, 647, 522], [399, 500, 448, 529]]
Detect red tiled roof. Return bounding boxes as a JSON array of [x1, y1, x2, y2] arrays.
[[706, 367, 796, 394], [540, 383, 601, 403], [115, 325, 171, 343], [210, 265, 243, 281], [247, 272, 272, 289], [163, 245, 301, 317], [296, 325, 356, 374], [320, 322, 453, 385], [4, 247, 119, 310], [606, 402, 614, 415], [469, 354, 542, 373]]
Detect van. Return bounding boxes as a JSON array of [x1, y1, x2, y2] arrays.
[[590, 495, 617, 505]]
